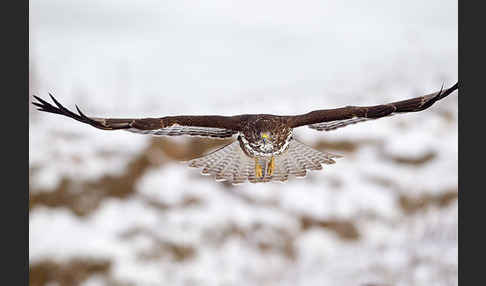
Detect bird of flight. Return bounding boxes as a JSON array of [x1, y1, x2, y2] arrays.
[[33, 82, 458, 184]]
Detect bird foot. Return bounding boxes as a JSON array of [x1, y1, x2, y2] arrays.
[[255, 158, 263, 178], [266, 156, 275, 176]]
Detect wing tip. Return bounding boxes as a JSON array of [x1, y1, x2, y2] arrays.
[[31, 94, 111, 130]]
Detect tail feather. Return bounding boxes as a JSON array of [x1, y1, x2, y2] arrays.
[[297, 147, 324, 170], [187, 139, 341, 184], [216, 147, 242, 182], [188, 142, 235, 175], [292, 139, 340, 165], [270, 156, 289, 182], [199, 149, 228, 175], [290, 147, 315, 171], [212, 148, 235, 176], [246, 157, 257, 183], [285, 143, 310, 177], [280, 156, 293, 180], [232, 154, 249, 184]]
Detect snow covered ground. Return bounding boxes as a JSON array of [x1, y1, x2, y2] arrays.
[[29, 0, 457, 285]]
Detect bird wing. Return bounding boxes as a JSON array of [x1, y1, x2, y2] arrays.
[[287, 82, 458, 131], [32, 94, 241, 139]]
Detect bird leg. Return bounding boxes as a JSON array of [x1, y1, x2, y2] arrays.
[[266, 156, 275, 176], [255, 158, 263, 178]]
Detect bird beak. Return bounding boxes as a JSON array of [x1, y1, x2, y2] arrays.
[[261, 133, 269, 144]]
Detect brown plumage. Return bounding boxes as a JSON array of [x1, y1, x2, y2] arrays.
[[32, 82, 458, 184]]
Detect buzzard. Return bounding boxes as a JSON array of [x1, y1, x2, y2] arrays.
[[33, 82, 458, 184]]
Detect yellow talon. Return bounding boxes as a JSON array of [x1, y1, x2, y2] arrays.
[[255, 158, 263, 178], [267, 156, 275, 176]]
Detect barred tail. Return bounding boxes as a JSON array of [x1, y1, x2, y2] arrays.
[[187, 139, 341, 184], [187, 141, 252, 184], [270, 139, 341, 182]]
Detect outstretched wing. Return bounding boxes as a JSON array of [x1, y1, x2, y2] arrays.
[[288, 82, 458, 131], [32, 95, 241, 139]]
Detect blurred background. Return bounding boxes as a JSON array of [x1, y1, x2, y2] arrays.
[[29, 0, 458, 285]]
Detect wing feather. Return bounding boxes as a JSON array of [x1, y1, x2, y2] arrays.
[[288, 82, 458, 131], [32, 94, 240, 138], [307, 115, 394, 131], [126, 126, 237, 139]]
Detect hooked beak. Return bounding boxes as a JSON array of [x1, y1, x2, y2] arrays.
[[261, 133, 269, 144]]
